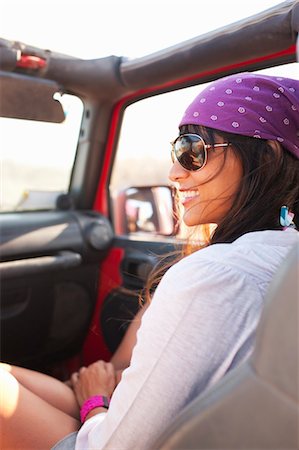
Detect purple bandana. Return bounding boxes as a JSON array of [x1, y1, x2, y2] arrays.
[[179, 72, 299, 158]]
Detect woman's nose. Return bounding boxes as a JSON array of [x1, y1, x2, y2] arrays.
[[168, 160, 189, 182]]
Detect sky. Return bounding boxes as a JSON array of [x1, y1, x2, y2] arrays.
[[0, 0, 292, 59]]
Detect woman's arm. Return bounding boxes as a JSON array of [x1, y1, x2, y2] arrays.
[[109, 304, 148, 371]]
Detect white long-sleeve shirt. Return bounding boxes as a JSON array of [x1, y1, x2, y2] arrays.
[[75, 229, 298, 450]]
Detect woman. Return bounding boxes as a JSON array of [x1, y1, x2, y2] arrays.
[[1, 72, 298, 450]]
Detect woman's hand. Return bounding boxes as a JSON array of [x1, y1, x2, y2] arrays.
[[71, 360, 117, 407]]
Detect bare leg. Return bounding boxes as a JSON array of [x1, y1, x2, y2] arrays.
[[0, 363, 79, 419], [0, 368, 80, 449]]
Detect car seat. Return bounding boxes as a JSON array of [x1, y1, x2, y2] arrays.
[[153, 241, 299, 449]]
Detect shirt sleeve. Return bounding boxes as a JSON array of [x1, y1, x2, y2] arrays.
[[75, 255, 263, 450]]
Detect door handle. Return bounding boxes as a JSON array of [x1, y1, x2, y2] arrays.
[[0, 251, 82, 279]]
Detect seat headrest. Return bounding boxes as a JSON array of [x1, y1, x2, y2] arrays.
[[252, 241, 299, 400]]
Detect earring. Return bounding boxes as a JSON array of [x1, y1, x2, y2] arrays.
[[280, 205, 295, 228]]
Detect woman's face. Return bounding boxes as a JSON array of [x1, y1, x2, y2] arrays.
[[169, 134, 243, 226]]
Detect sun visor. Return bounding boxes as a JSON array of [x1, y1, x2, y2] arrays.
[[0, 72, 65, 122]]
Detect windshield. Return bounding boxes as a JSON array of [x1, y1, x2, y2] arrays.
[[1, 93, 83, 212]]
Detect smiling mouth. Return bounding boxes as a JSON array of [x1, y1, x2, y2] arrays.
[[180, 190, 200, 206]]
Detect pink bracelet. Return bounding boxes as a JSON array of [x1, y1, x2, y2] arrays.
[[80, 395, 110, 423]]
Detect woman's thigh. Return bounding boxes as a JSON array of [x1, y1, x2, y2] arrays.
[[0, 368, 80, 449], [0, 363, 79, 419]]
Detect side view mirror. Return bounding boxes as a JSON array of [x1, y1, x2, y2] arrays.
[[113, 185, 178, 236]]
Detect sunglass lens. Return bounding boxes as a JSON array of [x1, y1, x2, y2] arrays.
[[174, 135, 206, 171]]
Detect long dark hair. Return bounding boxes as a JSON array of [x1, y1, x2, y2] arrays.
[[142, 124, 299, 303]]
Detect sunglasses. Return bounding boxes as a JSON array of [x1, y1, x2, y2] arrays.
[[171, 133, 230, 171]]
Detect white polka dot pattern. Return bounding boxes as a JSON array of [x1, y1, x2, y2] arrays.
[[179, 72, 299, 158]]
